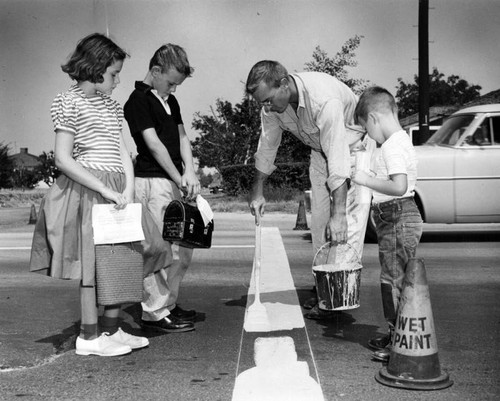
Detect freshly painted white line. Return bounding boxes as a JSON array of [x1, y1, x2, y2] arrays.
[[233, 227, 324, 401], [244, 227, 305, 332], [233, 337, 324, 401]]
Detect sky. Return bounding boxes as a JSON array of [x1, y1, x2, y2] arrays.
[[1, 0, 499, 157]]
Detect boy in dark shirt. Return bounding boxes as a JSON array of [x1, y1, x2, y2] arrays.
[[124, 43, 200, 333]]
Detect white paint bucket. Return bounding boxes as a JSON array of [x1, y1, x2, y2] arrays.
[[312, 243, 362, 311]]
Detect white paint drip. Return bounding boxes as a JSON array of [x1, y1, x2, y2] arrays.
[[313, 263, 362, 311]]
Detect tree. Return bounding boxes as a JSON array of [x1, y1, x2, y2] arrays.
[[396, 67, 482, 118], [0, 142, 14, 189], [37, 151, 60, 187], [197, 168, 213, 188], [192, 36, 366, 171], [304, 35, 369, 94], [191, 97, 262, 171], [10, 168, 40, 189], [191, 97, 311, 173]]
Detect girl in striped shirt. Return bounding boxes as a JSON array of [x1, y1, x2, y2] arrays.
[[30, 34, 168, 357]]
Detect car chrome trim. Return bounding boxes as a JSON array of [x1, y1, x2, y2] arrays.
[[418, 176, 500, 181]]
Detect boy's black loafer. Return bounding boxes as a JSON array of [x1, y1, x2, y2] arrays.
[[170, 305, 197, 321], [141, 315, 194, 333]]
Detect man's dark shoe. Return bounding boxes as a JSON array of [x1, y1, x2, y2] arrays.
[[304, 304, 338, 320], [302, 296, 318, 310], [141, 315, 195, 333], [170, 305, 196, 321], [372, 345, 391, 362], [368, 333, 391, 351]]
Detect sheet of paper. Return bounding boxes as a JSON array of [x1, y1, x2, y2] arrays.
[[92, 203, 145, 245], [196, 194, 214, 226]]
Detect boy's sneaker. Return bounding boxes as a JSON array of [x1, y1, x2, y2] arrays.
[[368, 333, 391, 351], [76, 333, 131, 356], [108, 328, 149, 350]]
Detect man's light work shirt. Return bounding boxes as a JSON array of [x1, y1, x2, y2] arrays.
[[254, 72, 364, 192]]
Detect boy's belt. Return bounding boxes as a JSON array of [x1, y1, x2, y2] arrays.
[[371, 196, 415, 212]]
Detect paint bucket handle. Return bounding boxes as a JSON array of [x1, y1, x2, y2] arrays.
[[313, 242, 360, 268]]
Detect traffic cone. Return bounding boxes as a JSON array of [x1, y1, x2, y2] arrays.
[[375, 258, 453, 390], [28, 204, 37, 225], [293, 200, 308, 230]]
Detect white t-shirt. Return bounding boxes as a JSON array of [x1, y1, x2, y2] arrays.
[[372, 130, 418, 204]]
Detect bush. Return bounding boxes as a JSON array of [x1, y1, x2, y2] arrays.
[[10, 169, 41, 189], [0, 143, 14, 189]]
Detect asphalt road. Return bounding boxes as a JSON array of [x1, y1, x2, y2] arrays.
[[0, 209, 499, 400]]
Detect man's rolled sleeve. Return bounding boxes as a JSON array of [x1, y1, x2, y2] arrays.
[[254, 111, 283, 175], [317, 99, 351, 192]]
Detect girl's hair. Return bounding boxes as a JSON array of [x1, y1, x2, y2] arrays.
[[354, 86, 398, 124], [62, 33, 128, 83], [245, 60, 289, 95], [149, 43, 193, 76]]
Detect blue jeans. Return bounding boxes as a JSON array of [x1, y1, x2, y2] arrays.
[[372, 197, 423, 325]]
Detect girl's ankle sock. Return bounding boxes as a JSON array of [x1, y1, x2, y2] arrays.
[[80, 323, 98, 340], [100, 316, 119, 335]]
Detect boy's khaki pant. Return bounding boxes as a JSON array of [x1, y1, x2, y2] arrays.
[[135, 177, 193, 322]]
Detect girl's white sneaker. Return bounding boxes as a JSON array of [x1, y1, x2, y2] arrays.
[[76, 333, 131, 356], [108, 327, 149, 350]]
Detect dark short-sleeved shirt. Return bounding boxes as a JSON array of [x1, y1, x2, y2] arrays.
[[124, 81, 184, 179]]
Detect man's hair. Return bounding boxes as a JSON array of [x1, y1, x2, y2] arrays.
[[355, 86, 398, 124], [62, 33, 128, 83], [149, 43, 193, 76], [245, 60, 288, 95]]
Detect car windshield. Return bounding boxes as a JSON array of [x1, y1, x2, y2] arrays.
[[426, 114, 475, 146]]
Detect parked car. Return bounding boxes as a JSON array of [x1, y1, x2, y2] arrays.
[[408, 125, 441, 145], [365, 104, 500, 242], [209, 185, 223, 194]]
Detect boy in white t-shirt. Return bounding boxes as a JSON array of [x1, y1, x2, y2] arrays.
[[352, 86, 423, 362]]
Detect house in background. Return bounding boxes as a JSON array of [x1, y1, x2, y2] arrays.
[[9, 148, 41, 171]]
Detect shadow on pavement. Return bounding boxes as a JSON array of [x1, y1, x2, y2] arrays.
[[296, 288, 380, 350], [35, 322, 79, 354]]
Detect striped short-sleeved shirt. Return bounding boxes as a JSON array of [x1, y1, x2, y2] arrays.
[[50, 85, 124, 173]]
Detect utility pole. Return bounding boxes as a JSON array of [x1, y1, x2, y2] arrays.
[[418, 0, 430, 144]]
